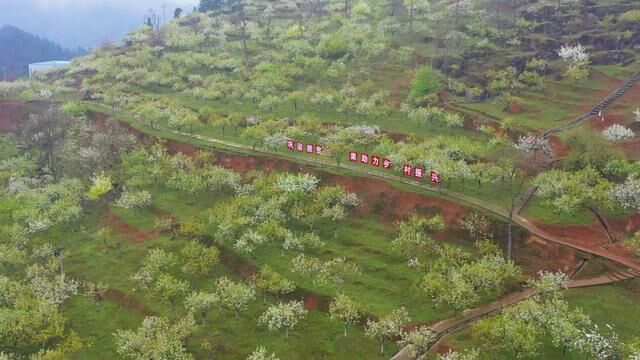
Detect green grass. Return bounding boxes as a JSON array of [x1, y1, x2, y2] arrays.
[[442, 280, 640, 359], [38, 180, 488, 359]]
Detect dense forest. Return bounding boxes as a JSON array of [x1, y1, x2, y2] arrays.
[[0, 25, 86, 78]]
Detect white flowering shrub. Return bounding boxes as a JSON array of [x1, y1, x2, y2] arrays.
[[247, 346, 279, 360], [258, 300, 307, 339], [276, 173, 319, 193], [115, 189, 152, 210], [609, 176, 640, 211], [602, 124, 635, 142], [0, 80, 31, 97], [558, 44, 590, 64], [515, 135, 555, 158]]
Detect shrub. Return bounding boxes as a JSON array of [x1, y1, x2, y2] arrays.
[[317, 33, 350, 59], [602, 124, 635, 142], [409, 66, 443, 99], [619, 10, 640, 25], [625, 232, 640, 256], [61, 102, 89, 117]]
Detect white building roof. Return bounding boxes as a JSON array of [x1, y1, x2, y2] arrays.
[[29, 61, 71, 66]]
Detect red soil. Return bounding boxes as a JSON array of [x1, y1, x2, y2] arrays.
[[531, 217, 639, 260], [589, 113, 626, 131], [518, 235, 577, 274], [219, 247, 257, 279], [548, 135, 570, 158], [102, 211, 160, 243], [433, 343, 457, 356], [507, 103, 526, 114], [324, 175, 468, 227], [102, 288, 155, 315], [0, 100, 23, 132], [303, 295, 319, 311]]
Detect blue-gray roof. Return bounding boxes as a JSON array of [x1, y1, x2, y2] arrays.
[[29, 61, 71, 66]]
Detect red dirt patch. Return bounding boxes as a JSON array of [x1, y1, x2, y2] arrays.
[[589, 113, 625, 131], [433, 343, 457, 356], [103, 211, 160, 243], [548, 135, 569, 158], [507, 103, 526, 114], [303, 295, 319, 311], [518, 235, 577, 274], [219, 247, 257, 279], [625, 213, 640, 234], [0, 100, 24, 132], [324, 175, 468, 227], [531, 217, 638, 260], [102, 289, 155, 315]]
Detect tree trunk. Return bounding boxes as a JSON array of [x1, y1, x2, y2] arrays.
[[285, 327, 289, 340], [507, 210, 513, 260], [344, 322, 348, 337], [584, 205, 617, 244]]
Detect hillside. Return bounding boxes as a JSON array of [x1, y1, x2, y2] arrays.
[[0, 25, 85, 78], [1, 1, 640, 359]]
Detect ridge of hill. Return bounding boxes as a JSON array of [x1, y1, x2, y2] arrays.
[[0, 25, 86, 79]]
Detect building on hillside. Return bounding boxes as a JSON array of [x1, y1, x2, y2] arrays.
[[28, 61, 70, 78]]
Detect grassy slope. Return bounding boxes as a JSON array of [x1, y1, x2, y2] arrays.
[[49, 181, 485, 359], [443, 279, 640, 359]]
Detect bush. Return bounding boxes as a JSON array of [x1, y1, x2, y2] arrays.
[[602, 124, 635, 142], [619, 10, 640, 25], [61, 102, 89, 117], [317, 33, 350, 60], [409, 66, 443, 99]]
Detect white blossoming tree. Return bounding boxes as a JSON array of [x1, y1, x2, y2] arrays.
[[251, 265, 296, 303], [213, 276, 256, 319], [115, 189, 152, 211], [247, 346, 279, 360], [276, 173, 319, 193], [114, 315, 196, 360], [609, 176, 640, 212], [184, 291, 217, 325], [397, 326, 438, 359], [365, 307, 411, 355], [329, 293, 362, 337], [602, 124, 635, 142], [258, 300, 308, 340], [514, 135, 555, 159], [558, 44, 590, 82]]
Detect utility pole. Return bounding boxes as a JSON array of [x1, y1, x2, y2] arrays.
[[161, 3, 167, 25]]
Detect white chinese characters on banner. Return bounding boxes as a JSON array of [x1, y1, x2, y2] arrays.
[[414, 167, 424, 179], [430, 171, 441, 183], [360, 153, 369, 164], [285, 141, 442, 183]]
